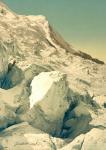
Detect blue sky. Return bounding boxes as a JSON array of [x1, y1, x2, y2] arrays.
[[2, 0, 106, 61]]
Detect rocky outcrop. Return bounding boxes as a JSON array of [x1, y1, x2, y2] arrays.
[[0, 122, 56, 150], [93, 95, 106, 108], [62, 102, 92, 138], [0, 100, 16, 131], [0, 81, 30, 131], [60, 128, 106, 150], [24, 64, 54, 86], [1, 64, 24, 89], [0, 42, 24, 89], [81, 128, 106, 150], [0, 43, 8, 87], [74, 50, 104, 64], [59, 134, 85, 150], [18, 71, 70, 136]]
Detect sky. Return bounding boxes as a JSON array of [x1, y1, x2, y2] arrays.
[[2, 0, 106, 62]]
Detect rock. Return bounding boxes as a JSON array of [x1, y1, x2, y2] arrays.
[[19, 71, 69, 136], [0, 81, 30, 131], [0, 81, 29, 109], [0, 100, 16, 131], [59, 134, 85, 150], [51, 137, 66, 149], [0, 122, 56, 150], [24, 64, 54, 86], [62, 102, 92, 138], [29, 71, 69, 108], [64, 119, 77, 129], [93, 96, 106, 108], [0, 43, 8, 86], [90, 110, 106, 128], [81, 128, 106, 150], [0, 44, 24, 90], [60, 128, 106, 150], [1, 64, 24, 89]]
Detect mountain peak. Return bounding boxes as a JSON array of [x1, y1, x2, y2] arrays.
[[0, 1, 16, 18], [0, 1, 104, 66], [0, 2, 106, 149]]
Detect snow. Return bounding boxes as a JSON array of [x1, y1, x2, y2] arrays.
[[30, 72, 53, 108]]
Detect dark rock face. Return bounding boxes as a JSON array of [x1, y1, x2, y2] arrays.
[[0, 43, 8, 87], [74, 50, 105, 65], [62, 102, 92, 138], [1, 64, 24, 89]]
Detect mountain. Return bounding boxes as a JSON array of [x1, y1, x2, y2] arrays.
[[0, 2, 106, 150]]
